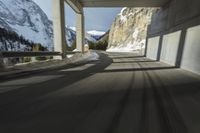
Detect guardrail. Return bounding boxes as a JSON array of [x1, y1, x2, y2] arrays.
[[0, 51, 80, 58]]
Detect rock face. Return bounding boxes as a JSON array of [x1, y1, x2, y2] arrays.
[[107, 8, 157, 52]]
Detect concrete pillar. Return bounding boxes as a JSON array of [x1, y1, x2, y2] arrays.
[[52, 0, 66, 59], [175, 29, 187, 67], [144, 36, 148, 57], [144, 25, 151, 57], [156, 35, 163, 61], [76, 12, 85, 52]]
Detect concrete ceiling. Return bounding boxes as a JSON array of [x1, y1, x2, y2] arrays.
[[78, 0, 170, 7]]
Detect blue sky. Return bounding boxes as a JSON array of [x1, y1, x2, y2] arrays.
[[33, 0, 121, 32]]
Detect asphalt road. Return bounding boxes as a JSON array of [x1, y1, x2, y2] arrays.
[[0, 52, 200, 133]]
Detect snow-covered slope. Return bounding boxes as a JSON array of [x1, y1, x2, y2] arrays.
[[0, 0, 104, 51], [65, 26, 76, 47], [66, 27, 103, 46], [87, 30, 105, 36], [0, 0, 53, 50], [87, 30, 106, 40]]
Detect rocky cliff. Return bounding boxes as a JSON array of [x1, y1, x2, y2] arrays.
[[107, 8, 157, 53]]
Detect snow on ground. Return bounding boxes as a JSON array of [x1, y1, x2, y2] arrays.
[[107, 40, 146, 53], [0, 51, 100, 75], [69, 26, 76, 31], [68, 51, 99, 64], [107, 46, 139, 53]]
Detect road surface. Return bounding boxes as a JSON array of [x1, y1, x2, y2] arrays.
[[0, 52, 200, 133]]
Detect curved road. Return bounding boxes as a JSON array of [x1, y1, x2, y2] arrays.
[[0, 52, 200, 133]]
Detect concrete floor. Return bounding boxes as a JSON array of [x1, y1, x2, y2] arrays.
[[0, 52, 200, 133]]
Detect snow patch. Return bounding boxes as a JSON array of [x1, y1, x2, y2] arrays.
[[120, 15, 127, 23], [87, 52, 100, 61], [68, 51, 99, 64], [119, 7, 127, 15], [69, 26, 76, 31], [107, 39, 146, 53], [132, 28, 139, 39]]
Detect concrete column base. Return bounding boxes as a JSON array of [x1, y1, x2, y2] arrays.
[[0, 58, 5, 69]]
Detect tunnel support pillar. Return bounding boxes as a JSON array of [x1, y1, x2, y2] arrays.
[[52, 0, 66, 59], [76, 12, 85, 53]]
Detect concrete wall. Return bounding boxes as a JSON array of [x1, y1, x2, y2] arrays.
[[181, 25, 200, 74], [160, 31, 181, 65], [147, 0, 200, 74], [146, 36, 160, 60], [149, 0, 200, 36]]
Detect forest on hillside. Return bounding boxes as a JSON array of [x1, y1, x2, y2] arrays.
[[0, 27, 46, 52]]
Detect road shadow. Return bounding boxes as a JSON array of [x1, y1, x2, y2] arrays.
[[0, 52, 200, 133], [0, 52, 112, 104], [100, 66, 177, 73], [0, 67, 200, 133]]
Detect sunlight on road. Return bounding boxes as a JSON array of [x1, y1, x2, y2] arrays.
[[60, 64, 95, 72]]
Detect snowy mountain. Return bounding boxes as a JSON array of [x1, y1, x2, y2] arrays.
[[0, 27, 33, 51], [66, 27, 104, 46], [65, 26, 76, 47], [0, 0, 104, 51], [87, 30, 106, 40], [0, 0, 54, 50]]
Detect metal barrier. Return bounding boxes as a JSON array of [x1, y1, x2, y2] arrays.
[[0, 51, 79, 58]]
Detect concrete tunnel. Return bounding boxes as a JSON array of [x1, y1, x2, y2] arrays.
[[1, 0, 200, 132], [53, 0, 200, 75]]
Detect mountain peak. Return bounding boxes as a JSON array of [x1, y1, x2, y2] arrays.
[[0, 0, 53, 50], [87, 30, 106, 36]]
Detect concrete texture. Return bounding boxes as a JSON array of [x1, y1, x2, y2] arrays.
[[146, 36, 160, 60], [160, 31, 181, 65], [175, 0, 200, 25], [52, 0, 66, 59], [149, 0, 200, 36], [181, 25, 200, 74], [76, 13, 85, 52], [147, 0, 200, 74], [149, 7, 169, 35], [65, 0, 82, 13], [0, 52, 200, 133], [76, 0, 170, 7]]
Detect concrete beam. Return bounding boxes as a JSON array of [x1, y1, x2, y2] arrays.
[[76, 13, 85, 52], [65, 0, 83, 13], [79, 0, 170, 7], [52, 0, 66, 59]]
